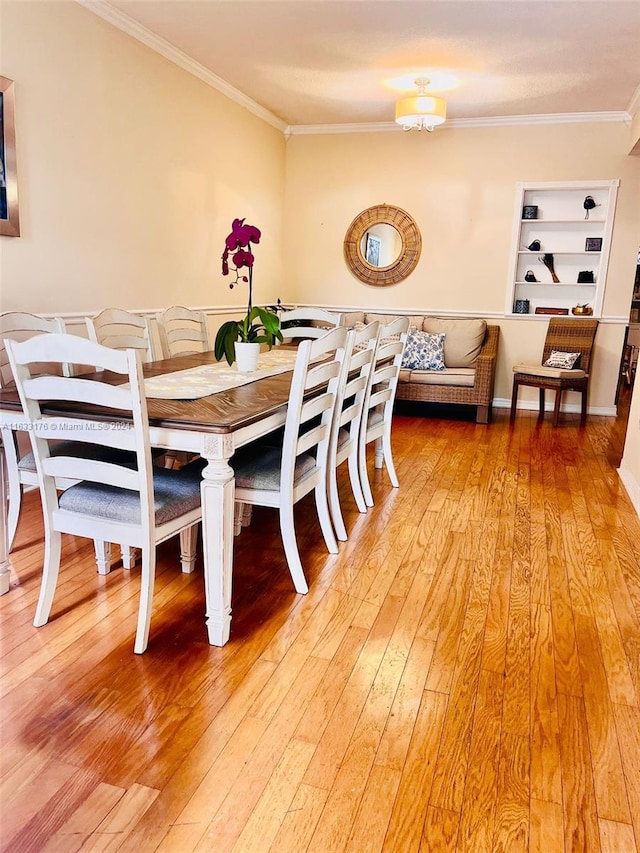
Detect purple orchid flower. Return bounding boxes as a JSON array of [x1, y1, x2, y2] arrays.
[[221, 217, 261, 311], [224, 218, 261, 252]]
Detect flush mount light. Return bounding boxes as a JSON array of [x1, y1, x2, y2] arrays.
[[395, 78, 447, 132]]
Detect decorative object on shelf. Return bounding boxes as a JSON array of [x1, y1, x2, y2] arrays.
[[577, 270, 594, 283], [572, 303, 593, 315], [527, 239, 541, 251], [585, 237, 602, 252], [524, 270, 537, 282], [583, 195, 597, 219], [395, 78, 446, 132], [535, 307, 569, 315], [522, 205, 538, 220], [514, 299, 530, 314], [214, 217, 283, 368], [539, 253, 560, 283]]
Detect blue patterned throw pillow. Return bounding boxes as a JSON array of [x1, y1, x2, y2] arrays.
[[401, 331, 446, 371]]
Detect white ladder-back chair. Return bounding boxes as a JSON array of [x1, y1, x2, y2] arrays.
[[357, 316, 410, 507], [230, 325, 348, 594], [6, 333, 203, 654], [1, 312, 67, 552], [86, 308, 155, 362], [155, 306, 211, 359], [327, 321, 380, 541], [87, 307, 167, 550], [278, 307, 344, 343], [1, 312, 118, 571]]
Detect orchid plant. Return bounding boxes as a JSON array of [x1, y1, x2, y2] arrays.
[[214, 218, 282, 365]]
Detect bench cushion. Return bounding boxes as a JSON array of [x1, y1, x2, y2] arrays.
[[407, 367, 476, 387]]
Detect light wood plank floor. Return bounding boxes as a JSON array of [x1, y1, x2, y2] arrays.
[[1, 396, 639, 853]]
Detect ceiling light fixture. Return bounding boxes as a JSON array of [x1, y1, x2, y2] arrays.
[[395, 78, 447, 132]]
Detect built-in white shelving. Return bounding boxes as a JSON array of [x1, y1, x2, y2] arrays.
[[505, 180, 619, 317]]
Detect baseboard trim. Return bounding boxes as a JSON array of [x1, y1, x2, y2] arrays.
[[492, 397, 617, 417], [617, 466, 640, 518]]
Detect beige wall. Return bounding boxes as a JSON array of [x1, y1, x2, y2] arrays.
[[283, 124, 640, 408], [0, 1, 286, 316]]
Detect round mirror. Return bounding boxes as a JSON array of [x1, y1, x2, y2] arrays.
[[344, 204, 421, 286]]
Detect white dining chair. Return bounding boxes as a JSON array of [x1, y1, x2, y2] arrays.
[[357, 316, 410, 507], [86, 308, 155, 362], [327, 321, 380, 541], [6, 333, 203, 654], [278, 307, 344, 343], [228, 325, 348, 593], [1, 312, 122, 572], [1, 312, 67, 552], [86, 306, 169, 544], [155, 306, 211, 358]]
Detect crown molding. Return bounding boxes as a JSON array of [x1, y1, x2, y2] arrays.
[[287, 111, 631, 136], [75, 0, 288, 133]]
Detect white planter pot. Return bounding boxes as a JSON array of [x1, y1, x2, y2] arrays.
[[234, 341, 260, 373]]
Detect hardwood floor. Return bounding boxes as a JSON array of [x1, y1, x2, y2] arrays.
[[1, 398, 639, 852]]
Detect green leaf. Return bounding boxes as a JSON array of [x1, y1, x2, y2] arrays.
[[214, 320, 241, 365], [256, 308, 281, 336]]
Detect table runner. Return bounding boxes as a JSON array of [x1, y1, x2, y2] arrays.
[[141, 349, 299, 399]]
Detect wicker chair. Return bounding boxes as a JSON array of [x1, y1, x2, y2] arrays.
[[510, 318, 599, 427]]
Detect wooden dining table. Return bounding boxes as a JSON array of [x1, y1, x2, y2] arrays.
[[0, 350, 299, 645]]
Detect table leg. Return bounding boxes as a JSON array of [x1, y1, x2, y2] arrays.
[[200, 434, 235, 646], [0, 447, 14, 595]]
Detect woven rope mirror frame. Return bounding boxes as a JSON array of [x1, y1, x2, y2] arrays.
[[343, 204, 421, 286]]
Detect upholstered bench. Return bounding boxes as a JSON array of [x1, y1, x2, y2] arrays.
[[342, 312, 500, 424]]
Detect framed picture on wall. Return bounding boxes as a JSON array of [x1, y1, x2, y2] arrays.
[[365, 233, 381, 267], [585, 237, 602, 252], [1, 76, 20, 237]]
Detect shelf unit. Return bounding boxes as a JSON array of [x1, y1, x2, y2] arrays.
[[505, 180, 619, 317]]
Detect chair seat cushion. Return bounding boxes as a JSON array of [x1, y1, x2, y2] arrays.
[[18, 441, 135, 472], [58, 467, 202, 525], [232, 446, 317, 491], [513, 364, 586, 380]]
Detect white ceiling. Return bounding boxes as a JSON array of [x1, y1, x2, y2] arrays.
[[83, 0, 640, 131]]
